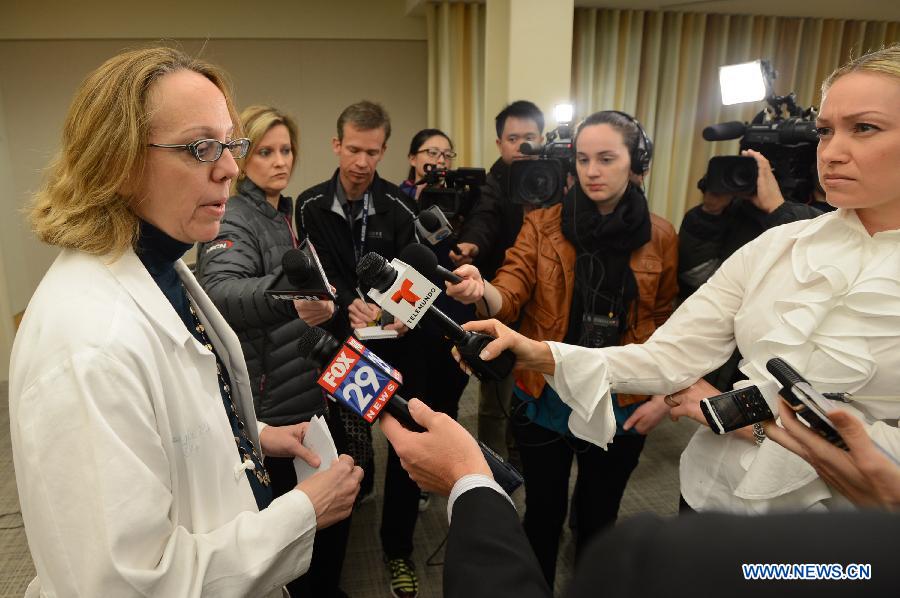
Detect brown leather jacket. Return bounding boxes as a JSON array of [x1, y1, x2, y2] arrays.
[[492, 203, 679, 406]]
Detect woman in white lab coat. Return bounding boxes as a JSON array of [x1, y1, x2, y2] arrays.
[[10, 47, 362, 597]]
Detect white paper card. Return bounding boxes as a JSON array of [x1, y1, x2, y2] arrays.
[[292, 415, 339, 482]]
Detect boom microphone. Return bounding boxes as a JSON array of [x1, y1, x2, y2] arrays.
[[356, 252, 515, 381], [517, 142, 542, 156], [298, 326, 523, 493], [400, 243, 462, 284], [702, 120, 747, 141]]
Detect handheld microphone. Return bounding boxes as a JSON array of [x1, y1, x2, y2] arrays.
[[400, 243, 462, 284], [298, 326, 409, 425], [702, 120, 747, 141], [298, 326, 524, 493], [356, 252, 515, 381], [766, 358, 858, 450], [266, 239, 336, 301], [414, 205, 455, 247]]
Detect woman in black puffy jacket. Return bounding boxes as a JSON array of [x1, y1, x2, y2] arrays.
[[197, 105, 349, 598]]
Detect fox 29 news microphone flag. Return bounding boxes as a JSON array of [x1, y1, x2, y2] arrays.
[[300, 327, 524, 494], [316, 336, 404, 423]]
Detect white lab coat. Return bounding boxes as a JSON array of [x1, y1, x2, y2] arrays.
[[10, 248, 317, 597]]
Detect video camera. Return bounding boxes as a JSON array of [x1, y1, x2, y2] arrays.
[[416, 164, 485, 221], [702, 60, 819, 202], [509, 123, 574, 207]]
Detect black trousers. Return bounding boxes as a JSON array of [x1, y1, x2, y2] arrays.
[[379, 335, 468, 558], [266, 404, 352, 598], [513, 417, 646, 586]]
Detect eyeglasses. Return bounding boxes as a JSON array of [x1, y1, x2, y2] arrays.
[[147, 138, 251, 162], [417, 148, 457, 160]]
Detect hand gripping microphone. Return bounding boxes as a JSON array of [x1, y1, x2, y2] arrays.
[[298, 326, 523, 493], [356, 251, 515, 381]]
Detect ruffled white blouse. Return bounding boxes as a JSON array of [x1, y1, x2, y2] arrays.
[[544, 209, 900, 513]]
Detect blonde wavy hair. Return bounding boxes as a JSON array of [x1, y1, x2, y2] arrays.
[[234, 105, 300, 190], [29, 46, 240, 256], [822, 43, 900, 96]]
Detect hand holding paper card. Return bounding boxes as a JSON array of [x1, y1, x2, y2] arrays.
[[293, 415, 339, 482]]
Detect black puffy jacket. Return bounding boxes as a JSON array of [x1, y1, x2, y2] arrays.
[[197, 178, 327, 426]]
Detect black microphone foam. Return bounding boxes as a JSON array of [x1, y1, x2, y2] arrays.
[[400, 243, 462, 284], [283, 249, 314, 285], [766, 357, 807, 389], [357, 252, 396, 292], [702, 121, 747, 141], [418, 210, 441, 232], [297, 326, 326, 360]]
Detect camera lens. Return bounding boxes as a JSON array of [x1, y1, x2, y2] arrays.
[[511, 159, 563, 205], [728, 162, 757, 188]]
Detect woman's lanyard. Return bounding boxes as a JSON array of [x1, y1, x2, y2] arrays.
[[282, 213, 299, 249], [352, 192, 370, 263]]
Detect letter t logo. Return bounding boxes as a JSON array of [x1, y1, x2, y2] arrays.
[[391, 279, 421, 305]]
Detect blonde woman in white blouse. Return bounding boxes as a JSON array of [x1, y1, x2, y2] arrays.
[[456, 44, 900, 514]]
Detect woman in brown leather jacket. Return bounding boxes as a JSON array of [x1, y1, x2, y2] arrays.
[[447, 110, 679, 586]]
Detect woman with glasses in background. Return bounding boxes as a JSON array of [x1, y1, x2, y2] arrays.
[[10, 48, 362, 597], [401, 128, 457, 199], [372, 130, 472, 587], [196, 105, 353, 598]]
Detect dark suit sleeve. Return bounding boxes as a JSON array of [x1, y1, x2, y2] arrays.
[[445, 487, 550, 598], [567, 511, 900, 598]]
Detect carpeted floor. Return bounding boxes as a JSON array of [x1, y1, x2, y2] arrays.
[[0, 378, 697, 597]]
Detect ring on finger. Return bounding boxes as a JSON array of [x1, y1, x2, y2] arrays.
[[664, 394, 681, 408]]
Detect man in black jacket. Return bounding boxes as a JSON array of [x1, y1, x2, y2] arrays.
[[296, 100, 425, 598], [679, 150, 822, 300], [679, 150, 822, 392], [450, 100, 544, 281], [449, 100, 545, 460]]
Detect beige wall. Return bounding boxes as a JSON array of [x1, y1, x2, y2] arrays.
[[0, 3, 428, 382], [0, 0, 427, 40], [483, 0, 574, 159], [0, 86, 16, 383]]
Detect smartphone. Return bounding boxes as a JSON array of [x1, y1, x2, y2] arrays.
[[701, 386, 774, 435]]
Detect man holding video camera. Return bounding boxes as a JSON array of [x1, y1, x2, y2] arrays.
[[449, 100, 544, 459], [679, 149, 821, 300]]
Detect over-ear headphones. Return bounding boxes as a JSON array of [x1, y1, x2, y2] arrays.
[[602, 110, 653, 175]]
